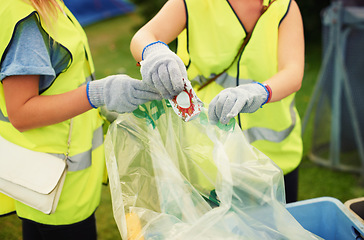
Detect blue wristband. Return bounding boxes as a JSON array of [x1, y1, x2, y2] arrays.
[[86, 81, 97, 109], [254, 82, 269, 107], [141, 41, 169, 60]]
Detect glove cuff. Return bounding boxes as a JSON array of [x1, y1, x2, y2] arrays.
[[142, 41, 169, 60], [87, 80, 105, 108]]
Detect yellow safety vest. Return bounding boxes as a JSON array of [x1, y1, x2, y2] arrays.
[[0, 193, 15, 216], [177, 0, 302, 174], [0, 0, 105, 224]]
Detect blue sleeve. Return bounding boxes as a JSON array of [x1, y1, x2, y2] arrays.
[[0, 14, 71, 93]]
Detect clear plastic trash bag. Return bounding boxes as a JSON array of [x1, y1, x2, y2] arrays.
[[104, 100, 321, 240]]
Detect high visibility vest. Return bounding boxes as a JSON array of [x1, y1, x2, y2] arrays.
[[0, 0, 105, 224], [0, 193, 15, 216], [177, 0, 302, 174]]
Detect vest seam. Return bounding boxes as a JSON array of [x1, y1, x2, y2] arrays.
[[226, 0, 247, 34], [279, 0, 292, 27], [183, 0, 191, 69]]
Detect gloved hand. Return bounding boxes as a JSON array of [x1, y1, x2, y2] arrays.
[[208, 83, 270, 124], [86, 74, 162, 113], [140, 41, 186, 99]]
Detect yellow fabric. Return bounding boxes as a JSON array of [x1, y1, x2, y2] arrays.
[[0, 193, 15, 216], [177, 0, 302, 174], [0, 0, 105, 224]]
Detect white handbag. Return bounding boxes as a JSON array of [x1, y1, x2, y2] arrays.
[[0, 121, 72, 215]]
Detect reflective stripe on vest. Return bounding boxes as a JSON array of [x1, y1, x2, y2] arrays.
[[192, 73, 297, 143], [50, 126, 103, 171], [85, 73, 96, 83], [243, 100, 296, 143]]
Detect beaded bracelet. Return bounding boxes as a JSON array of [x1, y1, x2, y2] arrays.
[[263, 83, 272, 103], [255, 82, 272, 106]]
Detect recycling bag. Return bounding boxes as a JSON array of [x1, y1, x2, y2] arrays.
[[105, 100, 320, 240]]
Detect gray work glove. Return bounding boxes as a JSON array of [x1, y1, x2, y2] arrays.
[[140, 41, 186, 99], [208, 83, 269, 124], [87, 74, 162, 113]]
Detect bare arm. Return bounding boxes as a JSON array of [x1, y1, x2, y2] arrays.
[[2, 75, 92, 132], [264, 0, 305, 102], [130, 0, 186, 62]]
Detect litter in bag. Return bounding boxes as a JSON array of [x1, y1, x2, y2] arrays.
[[105, 100, 321, 240]]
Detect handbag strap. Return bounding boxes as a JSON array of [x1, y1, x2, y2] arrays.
[[198, 0, 276, 91], [64, 118, 73, 161]]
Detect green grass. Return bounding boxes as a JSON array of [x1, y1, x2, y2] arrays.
[[1, 12, 363, 240], [85, 13, 143, 80]]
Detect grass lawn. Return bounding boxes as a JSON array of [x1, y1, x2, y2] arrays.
[[1, 12, 363, 240]]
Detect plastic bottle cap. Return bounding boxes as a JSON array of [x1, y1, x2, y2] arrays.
[[176, 90, 191, 109]]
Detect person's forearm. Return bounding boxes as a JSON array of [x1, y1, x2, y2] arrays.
[[8, 85, 92, 132], [265, 0, 304, 103], [264, 64, 303, 103], [130, 0, 187, 62], [130, 30, 159, 62]]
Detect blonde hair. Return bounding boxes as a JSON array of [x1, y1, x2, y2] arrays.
[[25, 0, 63, 26]]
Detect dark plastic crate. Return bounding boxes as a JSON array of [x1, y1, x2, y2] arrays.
[[345, 197, 364, 224]]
